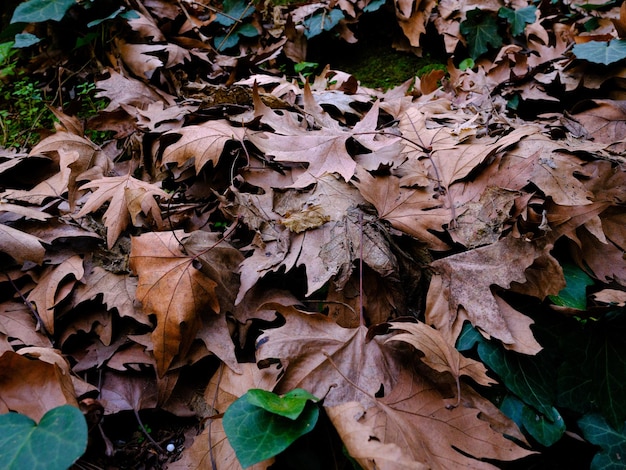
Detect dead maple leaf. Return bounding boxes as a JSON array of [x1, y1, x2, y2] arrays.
[[0, 349, 77, 421], [256, 308, 399, 408], [129, 231, 220, 376], [386, 321, 496, 405], [425, 236, 548, 354], [161, 120, 246, 175], [327, 368, 533, 469], [76, 174, 168, 248], [354, 166, 451, 250]]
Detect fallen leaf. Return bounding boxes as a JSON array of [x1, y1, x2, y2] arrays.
[[256, 308, 398, 408], [0, 350, 77, 421], [76, 174, 168, 248], [129, 231, 220, 376], [426, 236, 545, 354]]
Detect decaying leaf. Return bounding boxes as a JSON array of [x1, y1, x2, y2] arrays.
[[129, 231, 220, 376]]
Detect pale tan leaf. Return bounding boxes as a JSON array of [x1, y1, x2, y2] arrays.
[[76, 174, 168, 248], [426, 236, 544, 354], [386, 321, 496, 387], [0, 224, 45, 265], [162, 120, 246, 174]]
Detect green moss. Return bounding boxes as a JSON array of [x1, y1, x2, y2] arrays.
[[326, 43, 446, 90]]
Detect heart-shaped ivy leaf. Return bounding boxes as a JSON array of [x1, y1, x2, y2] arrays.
[[246, 388, 319, 420], [0, 405, 87, 470], [223, 390, 319, 467]]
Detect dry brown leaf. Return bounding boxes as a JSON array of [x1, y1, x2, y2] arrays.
[[354, 166, 450, 250], [328, 368, 533, 470], [99, 369, 158, 415], [26, 255, 84, 335], [96, 67, 176, 112], [0, 350, 77, 421], [386, 321, 496, 391], [426, 236, 544, 354], [129, 231, 220, 376], [256, 308, 398, 408], [0, 224, 45, 265], [161, 120, 246, 175], [76, 174, 168, 248], [0, 301, 52, 349]]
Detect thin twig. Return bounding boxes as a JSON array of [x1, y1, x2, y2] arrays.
[[133, 408, 165, 453]]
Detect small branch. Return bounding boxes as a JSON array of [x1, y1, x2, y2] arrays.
[[133, 408, 165, 453]]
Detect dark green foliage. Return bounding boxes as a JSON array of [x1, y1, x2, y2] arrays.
[[0, 405, 88, 470], [223, 389, 320, 467], [578, 414, 626, 470], [460, 9, 502, 59], [549, 263, 595, 310], [498, 6, 537, 36]]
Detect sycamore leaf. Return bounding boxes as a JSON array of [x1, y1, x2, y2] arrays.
[[354, 166, 450, 250], [327, 368, 533, 469], [460, 9, 503, 59], [0, 224, 45, 265], [250, 130, 356, 188], [129, 231, 220, 376], [255, 309, 399, 408], [386, 321, 496, 392], [426, 236, 544, 354], [29, 132, 107, 210], [76, 175, 168, 249], [161, 120, 246, 174], [0, 350, 77, 422], [26, 255, 84, 335]]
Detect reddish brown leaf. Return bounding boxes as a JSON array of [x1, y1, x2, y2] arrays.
[[129, 231, 220, 376]]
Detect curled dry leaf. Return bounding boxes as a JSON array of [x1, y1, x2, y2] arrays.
[[0, 350, 77, 421], [426, 236, 546, 354], [386, 321, 496, 394], [26, 255, 84, 335], [129, 231, 220, 376], [76, 175, 168, 249]]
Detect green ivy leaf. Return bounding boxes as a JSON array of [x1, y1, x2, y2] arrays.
[[573, 39, 626, 65], [13, 33, 40, 48], [549, 263, 594, 310], [501, 395, 565, 447], [558, 310, 626, 429], [578, 414, 626, 470], [0, 405, 88, 470], [498, 6, 537, 36], [303, 9, 345, 39], [460, 9, 502, 59], [246, 388, 319, 420], [10, 0, 76, 23], [363, 0, 386, 13], [214, 0, 255, 27], [473, 328, 556, 416], [223, 391, 319, 467]]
